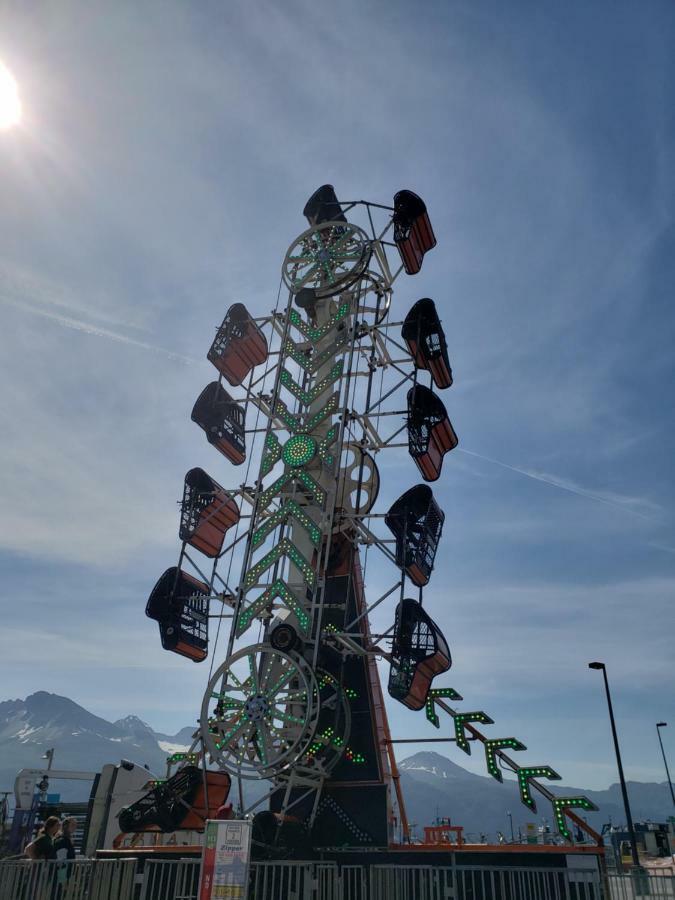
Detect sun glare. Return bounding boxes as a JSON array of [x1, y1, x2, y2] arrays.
[[0, 61, 22, 130]]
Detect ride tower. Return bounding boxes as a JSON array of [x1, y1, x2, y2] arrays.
[[196, 186, 433, 849], [136, 185, 600, 856]]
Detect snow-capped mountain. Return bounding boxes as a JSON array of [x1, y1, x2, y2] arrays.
[[1, 696, 671, 835], [398, 751, 674, 840], [0, 692, 194, 801]]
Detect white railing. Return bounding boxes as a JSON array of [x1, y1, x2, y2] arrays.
[[0, 858, 137, 900], [2, 855, 673, 899], [608, 869, 675, 899]]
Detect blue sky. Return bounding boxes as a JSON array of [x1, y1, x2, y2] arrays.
[[0, 0, 673, 794]]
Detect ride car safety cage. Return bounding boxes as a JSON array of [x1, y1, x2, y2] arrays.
[[401, 298, 453, 389], [179, 467, 240, 559], [207, 302, 269, 387], [145, 567, 210, 662], [407, 384, 458, 482], [385, 484, 445, 587], [118, 766, 231, 832], [388, 598, 451, 710], [393, 189, 437, 275], [303, 184, 348, 226], [191, 382, 246, 466]]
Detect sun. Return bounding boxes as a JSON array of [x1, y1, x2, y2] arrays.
[[0, 61, 22, 130]]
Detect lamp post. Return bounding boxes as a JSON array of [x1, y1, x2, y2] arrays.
[[656, 723, 675, 807], [507, 810, 514, 843], [588, 662, 640, 869]]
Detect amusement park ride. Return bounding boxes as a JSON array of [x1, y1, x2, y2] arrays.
[[123, 185, 600, 857]]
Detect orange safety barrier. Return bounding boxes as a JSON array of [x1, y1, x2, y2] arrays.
[[423, 823, 464, 845]]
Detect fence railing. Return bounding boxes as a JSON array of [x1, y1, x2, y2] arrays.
[[0, 855, 672, 900]]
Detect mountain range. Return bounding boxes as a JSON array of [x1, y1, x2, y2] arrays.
[[2, 692, 672, 838], [0, 691, 194, 799]]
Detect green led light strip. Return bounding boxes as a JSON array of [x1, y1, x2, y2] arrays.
[[552, 797, 597, 841], [236, 579, 310, 637], [289, 301, 351, 342], [281, 361, 343, 406], [344, 747, 366, 764], [318, 425, 338, 465], [425, 688, 463, 728], [244, 537, 315, 589], [273, 394, 338, 436], [451, 711, 494, 755], [252, 500, 321, 550], [257, 470, 325, 510], [261, 434, 282, 477], [516, 766, 561, 812], [284, 333, 349, 374], [483, 738, 527, 782], [166, 751, 198, 765]]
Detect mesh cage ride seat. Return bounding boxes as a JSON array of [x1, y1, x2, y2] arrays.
[[207, 303, 268, 387], [407, 384, 458, 482], [393, 189, 437, 276], [303, 183, 348, 226], [191, 381, 246, 465], [385, 484, 445, 587], [180, 467, 240, 558], [388, 598, 451, 710], [118, 766, 231, 833], [146, 567, 210, 662], [401, 298, 453, 390]]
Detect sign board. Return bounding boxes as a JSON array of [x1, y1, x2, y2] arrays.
[[565, 853, 601, 883], [526, 822, 538, 845], [198, 819, 252, 900]]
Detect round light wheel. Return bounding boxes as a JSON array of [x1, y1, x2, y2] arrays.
[[200, 644, 318, 779], [282, 222, 372, 299]]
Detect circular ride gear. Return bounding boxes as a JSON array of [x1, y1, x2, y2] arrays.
[[336, 443, 381, 516], [301, 669, 351, 776], [200, 644, 319, 780], [270, 622, 299, 652], [282, 222, 372, 299]]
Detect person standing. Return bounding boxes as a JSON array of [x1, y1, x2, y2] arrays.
[[54, 817, 77, 896], [54, 818, 77, 862], [25, 816, 60, 860]]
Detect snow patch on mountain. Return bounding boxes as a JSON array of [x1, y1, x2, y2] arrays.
[[158, 740, 191, 754]]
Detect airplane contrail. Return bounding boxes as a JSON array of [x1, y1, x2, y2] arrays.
[[457, 447, 656, 521], [2, 296, 198, 366]]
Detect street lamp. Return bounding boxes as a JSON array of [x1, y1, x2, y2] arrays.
[[588, 662, 641, 869], [507, 810, 514, 843], [656, 723, 675, 807]]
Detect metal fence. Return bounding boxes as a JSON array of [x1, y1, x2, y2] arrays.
[[0, 856, 672, 900], [0, 858, 137, 900], [607, 870, 675, 899]]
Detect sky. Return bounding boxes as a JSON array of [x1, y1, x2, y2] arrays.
[[0, 0, 674, 796]]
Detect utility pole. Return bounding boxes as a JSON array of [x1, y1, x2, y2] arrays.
[[589, 663, 640, 869]]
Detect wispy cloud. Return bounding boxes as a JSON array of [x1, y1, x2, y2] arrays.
[[457, 448, 660, 521], [2, 295, 197, 365]]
